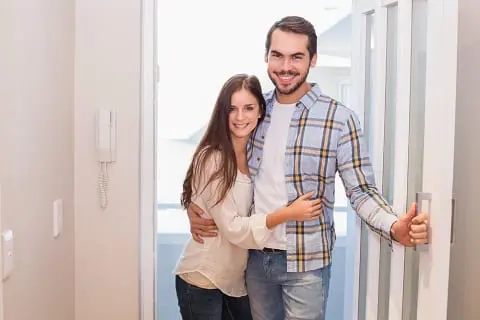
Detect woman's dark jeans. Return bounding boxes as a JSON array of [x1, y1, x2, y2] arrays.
[[175, 275, 253, 320]]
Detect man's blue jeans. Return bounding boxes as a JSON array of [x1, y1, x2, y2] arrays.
[[245, 249, 331, 320]]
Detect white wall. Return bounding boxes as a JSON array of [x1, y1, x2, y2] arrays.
[[448, 0, 480, 319], [309, 66, 351, 102], [0, 1, 75, 320], [74, 0, 142, 319]]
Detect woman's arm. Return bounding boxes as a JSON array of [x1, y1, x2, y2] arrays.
[[205, 190, 271, 250], [265, 192, 322, 229], [196, 152, 322, 250], [205, 190, 322, 249], [265, 207, 295, 229]]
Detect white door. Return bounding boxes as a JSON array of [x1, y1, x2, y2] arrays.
[[352, 0, 458, 319]]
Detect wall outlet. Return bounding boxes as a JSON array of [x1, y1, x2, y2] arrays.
[[2, 230, 14, 281]]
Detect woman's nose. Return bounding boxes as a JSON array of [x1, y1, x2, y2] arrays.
[[235, 110, 244, 121]]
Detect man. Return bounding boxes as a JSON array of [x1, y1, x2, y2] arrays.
[[187, 16, 428, 320]]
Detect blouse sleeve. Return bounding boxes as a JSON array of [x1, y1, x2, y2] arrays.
[[197, 151, 272, 249]]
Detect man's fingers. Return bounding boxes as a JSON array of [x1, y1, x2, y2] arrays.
[[412, 212, 428, 224], [410, 223, 427, 233], [411, 238, 428, 245], [311, 204, 323, 212], [192, 233, 204, 244], [189, 202, 206, 217], [193, 223, 217, 232], [196, 230, 217, 237], [192, 217, 217, 227], [410, 231, 428, 239]]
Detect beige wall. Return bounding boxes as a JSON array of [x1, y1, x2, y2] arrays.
[[74, 0, 142, 319], [448, 0, 480, 319], [0, 0, 142, 319], [0, 1, 75, 320]]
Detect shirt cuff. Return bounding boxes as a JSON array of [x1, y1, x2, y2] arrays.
[[380, 211, 399, 241], [250, 214, 273, 248]]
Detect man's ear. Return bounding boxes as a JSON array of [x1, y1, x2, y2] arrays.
[[310, 53, 317, 68]]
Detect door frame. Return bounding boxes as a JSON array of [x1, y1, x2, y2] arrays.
[[140, 0, 157, 319], [141, 2, 365, 320]]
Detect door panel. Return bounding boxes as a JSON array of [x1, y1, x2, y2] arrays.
[[352, 0, 458, 319], [416, 1, 458, 319]]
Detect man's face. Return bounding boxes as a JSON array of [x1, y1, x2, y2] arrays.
[[266, 29, 317, 96]]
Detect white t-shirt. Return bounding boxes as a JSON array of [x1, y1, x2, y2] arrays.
[[253, 101, 296, 249]]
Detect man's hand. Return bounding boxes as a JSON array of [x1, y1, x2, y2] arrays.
[[391, 203, 429, 247], [187, 202, 218, 244]]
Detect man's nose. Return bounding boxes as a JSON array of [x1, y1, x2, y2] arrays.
[[282, 58, 293, 70]]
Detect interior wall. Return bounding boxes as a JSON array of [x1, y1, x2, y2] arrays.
[[0, 1, 75, 320], [74, 0, 142, 319], [448, 0, 480, 319]]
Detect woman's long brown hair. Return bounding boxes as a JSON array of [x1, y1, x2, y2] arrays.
[[180, 74, 265, 209]]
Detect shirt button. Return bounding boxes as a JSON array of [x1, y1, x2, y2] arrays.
[[261, 135, 265, 139], [257, 157, 260, 161]]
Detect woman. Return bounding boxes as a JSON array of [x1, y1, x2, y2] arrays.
[[175, 74, 322, 319]]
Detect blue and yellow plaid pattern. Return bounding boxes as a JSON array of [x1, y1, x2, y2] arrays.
[[248, 84, 399, 273]]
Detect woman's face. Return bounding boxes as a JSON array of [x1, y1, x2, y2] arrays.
[[228, 88, 262, 140]]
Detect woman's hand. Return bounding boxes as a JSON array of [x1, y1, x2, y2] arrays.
[[286, 191, 323, 221]]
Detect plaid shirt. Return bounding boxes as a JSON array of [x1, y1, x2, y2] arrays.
[[247, 84, 399, 273]]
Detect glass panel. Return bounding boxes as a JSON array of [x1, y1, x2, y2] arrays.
[[383, 6, 398, 202], [358, 11, 375, 320], [363, 13, 376, 153], [155, 2, 355, 319], [403, 1, 428, 319], [378, 4, 398, 319]]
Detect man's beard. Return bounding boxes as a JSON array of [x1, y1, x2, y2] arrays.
[[268, 69, 309, 95]]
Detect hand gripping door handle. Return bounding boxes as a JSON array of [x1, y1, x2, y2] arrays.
[[414, 192, 432, 251]]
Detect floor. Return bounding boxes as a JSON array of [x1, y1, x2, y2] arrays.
[[156, 233, 347, 320]]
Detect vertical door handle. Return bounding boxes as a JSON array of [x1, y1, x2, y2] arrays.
[[414, 192, 432, 251], [450, 194, 456, 245]]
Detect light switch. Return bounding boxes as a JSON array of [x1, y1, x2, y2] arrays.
[[53, 199, 63, 238], [2, 230, 14, 281]]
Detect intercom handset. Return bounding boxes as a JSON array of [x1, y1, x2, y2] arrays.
[[95, 109, 117, 209]]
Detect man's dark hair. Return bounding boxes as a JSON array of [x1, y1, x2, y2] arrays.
[[265, 16, 317, 59]]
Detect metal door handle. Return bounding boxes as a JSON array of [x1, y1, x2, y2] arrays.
[[414, 192, 432, 251], [451, 194, 456, 245]]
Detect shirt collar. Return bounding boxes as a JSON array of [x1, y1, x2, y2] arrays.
[[264, 83, 323, 112]]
